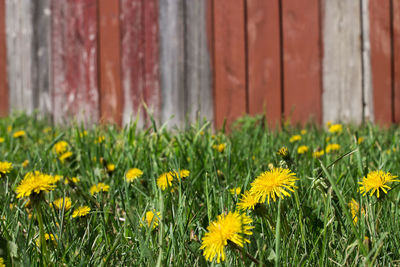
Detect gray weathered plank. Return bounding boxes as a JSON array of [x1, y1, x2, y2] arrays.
[[6, 0, 34, 114], [32, 0, 52, 117], [159, 0, 185, 127], [322, 0, 363, 124], [184, 0, 213, 123]]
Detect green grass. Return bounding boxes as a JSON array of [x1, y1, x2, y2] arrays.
[[1, 114, 400, 266]]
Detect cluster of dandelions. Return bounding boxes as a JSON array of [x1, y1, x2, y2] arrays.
[[201, 167, 298, 263]]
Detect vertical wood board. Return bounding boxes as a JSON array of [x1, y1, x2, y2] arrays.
[[98, 0, 123, 125], [322, 0, 363, 124], [51, 0, 99, 124], [184, 0, 213, 122], [247, 0, 281, 127], [282, 0, 322, 124], [32, 0, 52, 117], [0, 0, 8, 116], [120, 0, 145, 126], [369, 0, 392, 124], [159, 0, 185, 127], [143, 0, 161, 122], [213, 0, 247, 129], [6, 0, 34, 114], [394, 0, 400, 122]]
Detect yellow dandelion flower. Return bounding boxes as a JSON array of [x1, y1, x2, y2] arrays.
[[51, 197, 72, 211], [326, 120, 333, 127], [229, 187, 241, 195], [357, 137, 365, 144], [200, 211, 253, 263], [22, 160, 29, 168], [90, 182, 110, 195], [52, 175, 63, 183], [297, 145, 309, 154], [348, 199, 364, 224], [36, 233, 58, 247], [59, 151, 73, 163], [213, 143, 226, 153], [359, 170, 399, 198], [107, 163, 115, 172], [0, 137, 4, 143], [64, 177, 80, 185], [237, 190, 259, 211], [325, 136, 331, 142], [0, 161, 12, 174], [300, 129, 307, 135], [277, 147, 288, 157], [53, 141, 69, 155], [141, 210, 161, 229], [157, 170, 189, 190], [249, 168, 298, 204], [7, 126, 12, 132], [13, 130, 26, 138], [79, 130, 88, 138], [0, 257, 5, 267], [16, 171, 56, 199], [289, 135, 301, 143], [312, 150, 325, 158], [328, 124, 342, 134], [125, 168, 143, 182], [95, 136, 105, 144], [325, 143, 340, 153], [72, 206, 91, 218], [43, 127, 52, 133]]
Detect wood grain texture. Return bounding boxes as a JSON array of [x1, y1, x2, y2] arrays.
[[369, 0, 392, 124], [282, 0, 322, 125], [213, 0, 247, 129], [394, 0, 400, 123], [0, 0, 8, 116], [51, 0, 99, 124], [6, 0, 34, 114], [184, 0, 213, 123], [159, 0, 185, 127], [120, 0, 145, 126], [322, 0, 363, 124], [247, 0, 281, 126], [32, 0, 52, 117], [98, 0, 122, 125], [143, 0, 161, 123]]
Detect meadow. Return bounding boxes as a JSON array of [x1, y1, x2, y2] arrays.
[[0, 114, 400, 266]]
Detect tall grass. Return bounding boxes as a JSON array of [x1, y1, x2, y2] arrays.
[[0, 114, 399, 266]]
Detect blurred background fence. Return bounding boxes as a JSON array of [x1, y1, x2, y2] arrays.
[[0, 0, 399, 128]]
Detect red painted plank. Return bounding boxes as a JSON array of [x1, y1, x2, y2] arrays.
[[369, 0, 392, 124], [120, 0, 145, 124], [213, 0, 247, 129], [247, 0, 281, 127], [143, 0, 161, 122], [0, 0, 8, 117], [394, 0, 400, 123], [98, 0, 123, 125], [51, 0, 99, 123], [282, 0, 322, 124]]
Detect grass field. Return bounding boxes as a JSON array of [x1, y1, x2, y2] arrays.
[[0, 114, 400, 266]]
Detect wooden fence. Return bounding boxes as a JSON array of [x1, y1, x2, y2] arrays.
[[0, 0, 399, 128]]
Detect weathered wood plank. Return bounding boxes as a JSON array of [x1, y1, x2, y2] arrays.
[[212, 0, 247, 129], [184, 0, 213, 123], [120, 0, 145, 126], [32, 0, 52, 117], [282, 0, 322, 124], [159, 0, 185, 127], [369, 0, 392, 124], [0, 0, 8, 116], [322, 0, 363, 124], [51, 0, 99, 124], [393, 0, 400, 123], [98, 0, 122, 125], [6, 0, 34, 114], [247, 0, 281, 127], [143, 0, 161, 123]]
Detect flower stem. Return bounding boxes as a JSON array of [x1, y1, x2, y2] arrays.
[[35, 201, 49, 265], [228, 241, 266, 267]]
